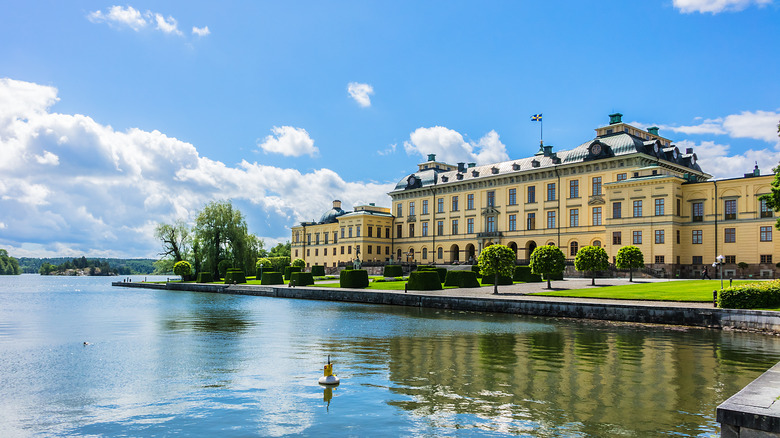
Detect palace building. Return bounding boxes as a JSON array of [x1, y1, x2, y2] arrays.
[[292, 113, 778, 277]]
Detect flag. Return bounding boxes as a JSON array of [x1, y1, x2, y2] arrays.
[[531, 114, 542, 121]]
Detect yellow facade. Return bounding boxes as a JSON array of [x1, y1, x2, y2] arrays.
[[293, 114, 779, 277]]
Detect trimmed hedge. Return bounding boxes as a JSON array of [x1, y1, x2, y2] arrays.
[[196, 272, 213, 283], [407, 271, 443, 291], [260, 271, 284, 285], [417, 266, 447, 283], [471, 264, 482, 279], [718, 280, 780, 309], [290, 272, 314, 286], [444, 270, 480, 288], [340, 269, 369, 288], [514, 266, 543, 283], [224, 269, 246, 284], [310, 265, 326, 276], [383, 265, 403, 277], [284, 266, 302, 280], [480, 273, 514, 285]]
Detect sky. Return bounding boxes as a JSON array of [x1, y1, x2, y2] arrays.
[[1, 0, 779, 258]]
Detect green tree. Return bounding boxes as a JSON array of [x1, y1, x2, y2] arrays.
[[268, 242, 291, 258], [193, 200, 258, 279], [478, 244, 516, 294], [574, 245, 609, 286], [0, 249, 21, 275], [529, 245, 566, 289], [759, 124, 780, 229], [154, 220, 190, 262], [173, 260, 192, 280], [291, 258, 306, 269], [616, 246, 644, 282]]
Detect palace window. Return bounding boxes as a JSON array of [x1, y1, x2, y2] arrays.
[[409, 224, 414, 238], [348, 246, 352, 254], [422, 222, 428, 237], [385, 228, 390, 239], [761, 198, 773, 218], [547, 183, 556, 201], [325, 233, 329, 244], [655, 256, 665, 264], [613, 202, 622, 219], [452, 219, 459, 235], [655, 230, 664, 244], [452, 196, 459, 211], [570, 241, 579, 257], [422, 248, 428, 259], [592, 177, 602, 196], [761, 254, 773, 264], [724, 228, 736, 243], [761, 226, 773, 242], [467, 194, 474, 210], [528, 186, 536, 203], [570, 208, 579, 227], [593, 207, 602, 226], [396, 203, 402, 217], [570, 180, 579, 198], [356, 226, 361, 237], [692, 230, 702, 244], [438, 247, 443, 259], [315, 249, 319, 256], [633, 200, 643, 218], [438, 198, 444, 213], [316, 233, 320, 244], [527, 213, 536, 230], [655, 198, 664, 216], [396, 224, 402, 238], [437, 221, 444, 236], [409, 202, 415, 216], [676, 229, 680, 244], [692, 202, 703, 222], [617, 173, 627, 181], [725, 255, 736, 264], [341, 246, 345, 255], [422, 200, 428, 215], [348, 227, 353, 238], [487, 216, 496, 232], [509, 214, 516, 231], [467, 218, 474, 234], [692, 256, 703, 265], [547, 211, 556, 229], [508, 188, 517, 206], [487, 191, 495, 207], [613, 232, 621, 245], [676, 199, 681, 216], [367, 246, 372, 254], [307, 234, 312, 245], [724, 199, 736, 220], [633, 230, 642, 245], [367, 226, 372, 238]]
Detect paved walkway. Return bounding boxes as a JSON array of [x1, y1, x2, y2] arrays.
[[313, 277, 717, 309]]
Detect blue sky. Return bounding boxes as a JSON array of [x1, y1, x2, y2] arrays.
[[0, 0, 779, 258]]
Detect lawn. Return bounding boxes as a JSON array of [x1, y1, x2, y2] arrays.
[[533, 279, 760, 302]]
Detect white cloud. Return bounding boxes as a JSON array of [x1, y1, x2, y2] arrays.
[[257, 126, 318, 157], [403, 126, 510, 165], [192, 26, 210, 37], [673, 0, 772, 13], [88, 5, 148, 31], [0, 222, 5, 230], [377, 143, 397, 156], [636, 110, 780, 145], [347, 82, 374, 108], [677, 139, 780, 178], [0, 78, 392, 257], [153, 13, 182, 36]]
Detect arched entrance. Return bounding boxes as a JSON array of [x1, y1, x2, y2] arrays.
[[507, 241, 518, 259], [397, 248, 402, 261], [465, 244, 476, 264], [450, 244, 460, 263], [527, 241, 537, 258]]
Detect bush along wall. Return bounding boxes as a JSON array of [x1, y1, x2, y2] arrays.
[[718, 280, 780, 309], [513, 266, 543, 283], [444, 270, 480, 288], [290, 272, 315, 287], [407, 271, 443, 291], [284, 266, 302, 281], [196, 272, 213, 283], [310, 265, 326, 276], [260, 271, 284, 285], [383, 265, 403, 278], [340, 269, 369, 288], [224, 269, 247, 284]]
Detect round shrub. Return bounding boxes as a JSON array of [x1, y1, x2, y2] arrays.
[[291, 258, 306, 269], [196, 272, 213, 283], [284, 266, 302, 280], [224, 269, 246, 284], [260, 271, 284, 285], [383, 265, 403, 277], [173, 261, 192, 278], [480, 274, 514, 285], [290, 272, 314, 286], [407, 271, 443, 291], [513, 266, 542, 283], [340, 269, 369, 288], [310, 265, 326, 276]]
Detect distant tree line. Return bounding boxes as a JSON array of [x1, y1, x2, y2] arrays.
[[19, 257, 156, 275], [0, 249, 21, 275], [155, 200, 290, 277], [37, 256, 157, 276]]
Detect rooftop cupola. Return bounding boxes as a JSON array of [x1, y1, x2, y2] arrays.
[[609, 113, 623, 124], [427, 153, 436, 161], [648, 126, 659, 136]]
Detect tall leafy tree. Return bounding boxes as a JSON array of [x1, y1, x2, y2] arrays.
[[477, 244, 516, 294], [193, 200, 262, 278], [574, 245, 609, 286], [0, 249, 21, 275], [759, 123, 780, 229], [529, 245, 566, 289], [154, 220, 190, 262], [616, 246, 644, 282]]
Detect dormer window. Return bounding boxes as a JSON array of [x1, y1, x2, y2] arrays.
[[532, 160, 540, 168], [491, 167, 499, 174], [441, 176, 448, 182], [512, 163, 520, 170], [456, 173, 463, 180], [472, 170, 479, 177]]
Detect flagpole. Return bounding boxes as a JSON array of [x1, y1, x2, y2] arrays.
[[540, 117, 543, 147]]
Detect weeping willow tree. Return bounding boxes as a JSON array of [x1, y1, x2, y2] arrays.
[[192, 200, 263, 278]]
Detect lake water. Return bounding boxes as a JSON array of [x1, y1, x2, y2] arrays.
[[1, 275, 778, 437]]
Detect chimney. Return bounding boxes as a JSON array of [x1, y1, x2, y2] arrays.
[[686, 148, 693, 154], [609, 113, 623, 125], [543, 145, 553, 156], [648, 126, 660, 136], [457, 162, 466, 173], [468, 162, 476, 168], [333, 200, 342, 209], [427, 153, 436, 162]]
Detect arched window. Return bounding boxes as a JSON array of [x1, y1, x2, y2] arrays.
[[570, 241, 579, 256], [593, 240, 601, 247], [437, 247, 443, 259], [422, 248, 428, 259], [397, 249, 402, 260]]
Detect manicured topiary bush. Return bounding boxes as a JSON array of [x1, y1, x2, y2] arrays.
[[290, 271, 314, 286], [284, 266, 301, 280], [196, 272, 213, 283], [471, 264, 482, 278], [260, 271, 284, 285], [417, 266, 447, 283], [310, 265, 326, 276], [514, 266, 542, 283], [480, 273, 514, 285], [224, 269, 246, 284], [444, 270, 481, 288], [340, 269, 369, 288], [383, 265, 403, 277], [173, 261, 192, 280], [291, 258, 306, 269], [407, 271, 443, 291], [718, 280, 780, 309]]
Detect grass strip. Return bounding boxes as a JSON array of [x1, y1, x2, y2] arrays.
[[533, 279, 760, 302]]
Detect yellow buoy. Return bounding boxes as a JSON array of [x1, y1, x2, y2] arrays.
[[318, 355, 340, 386]]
